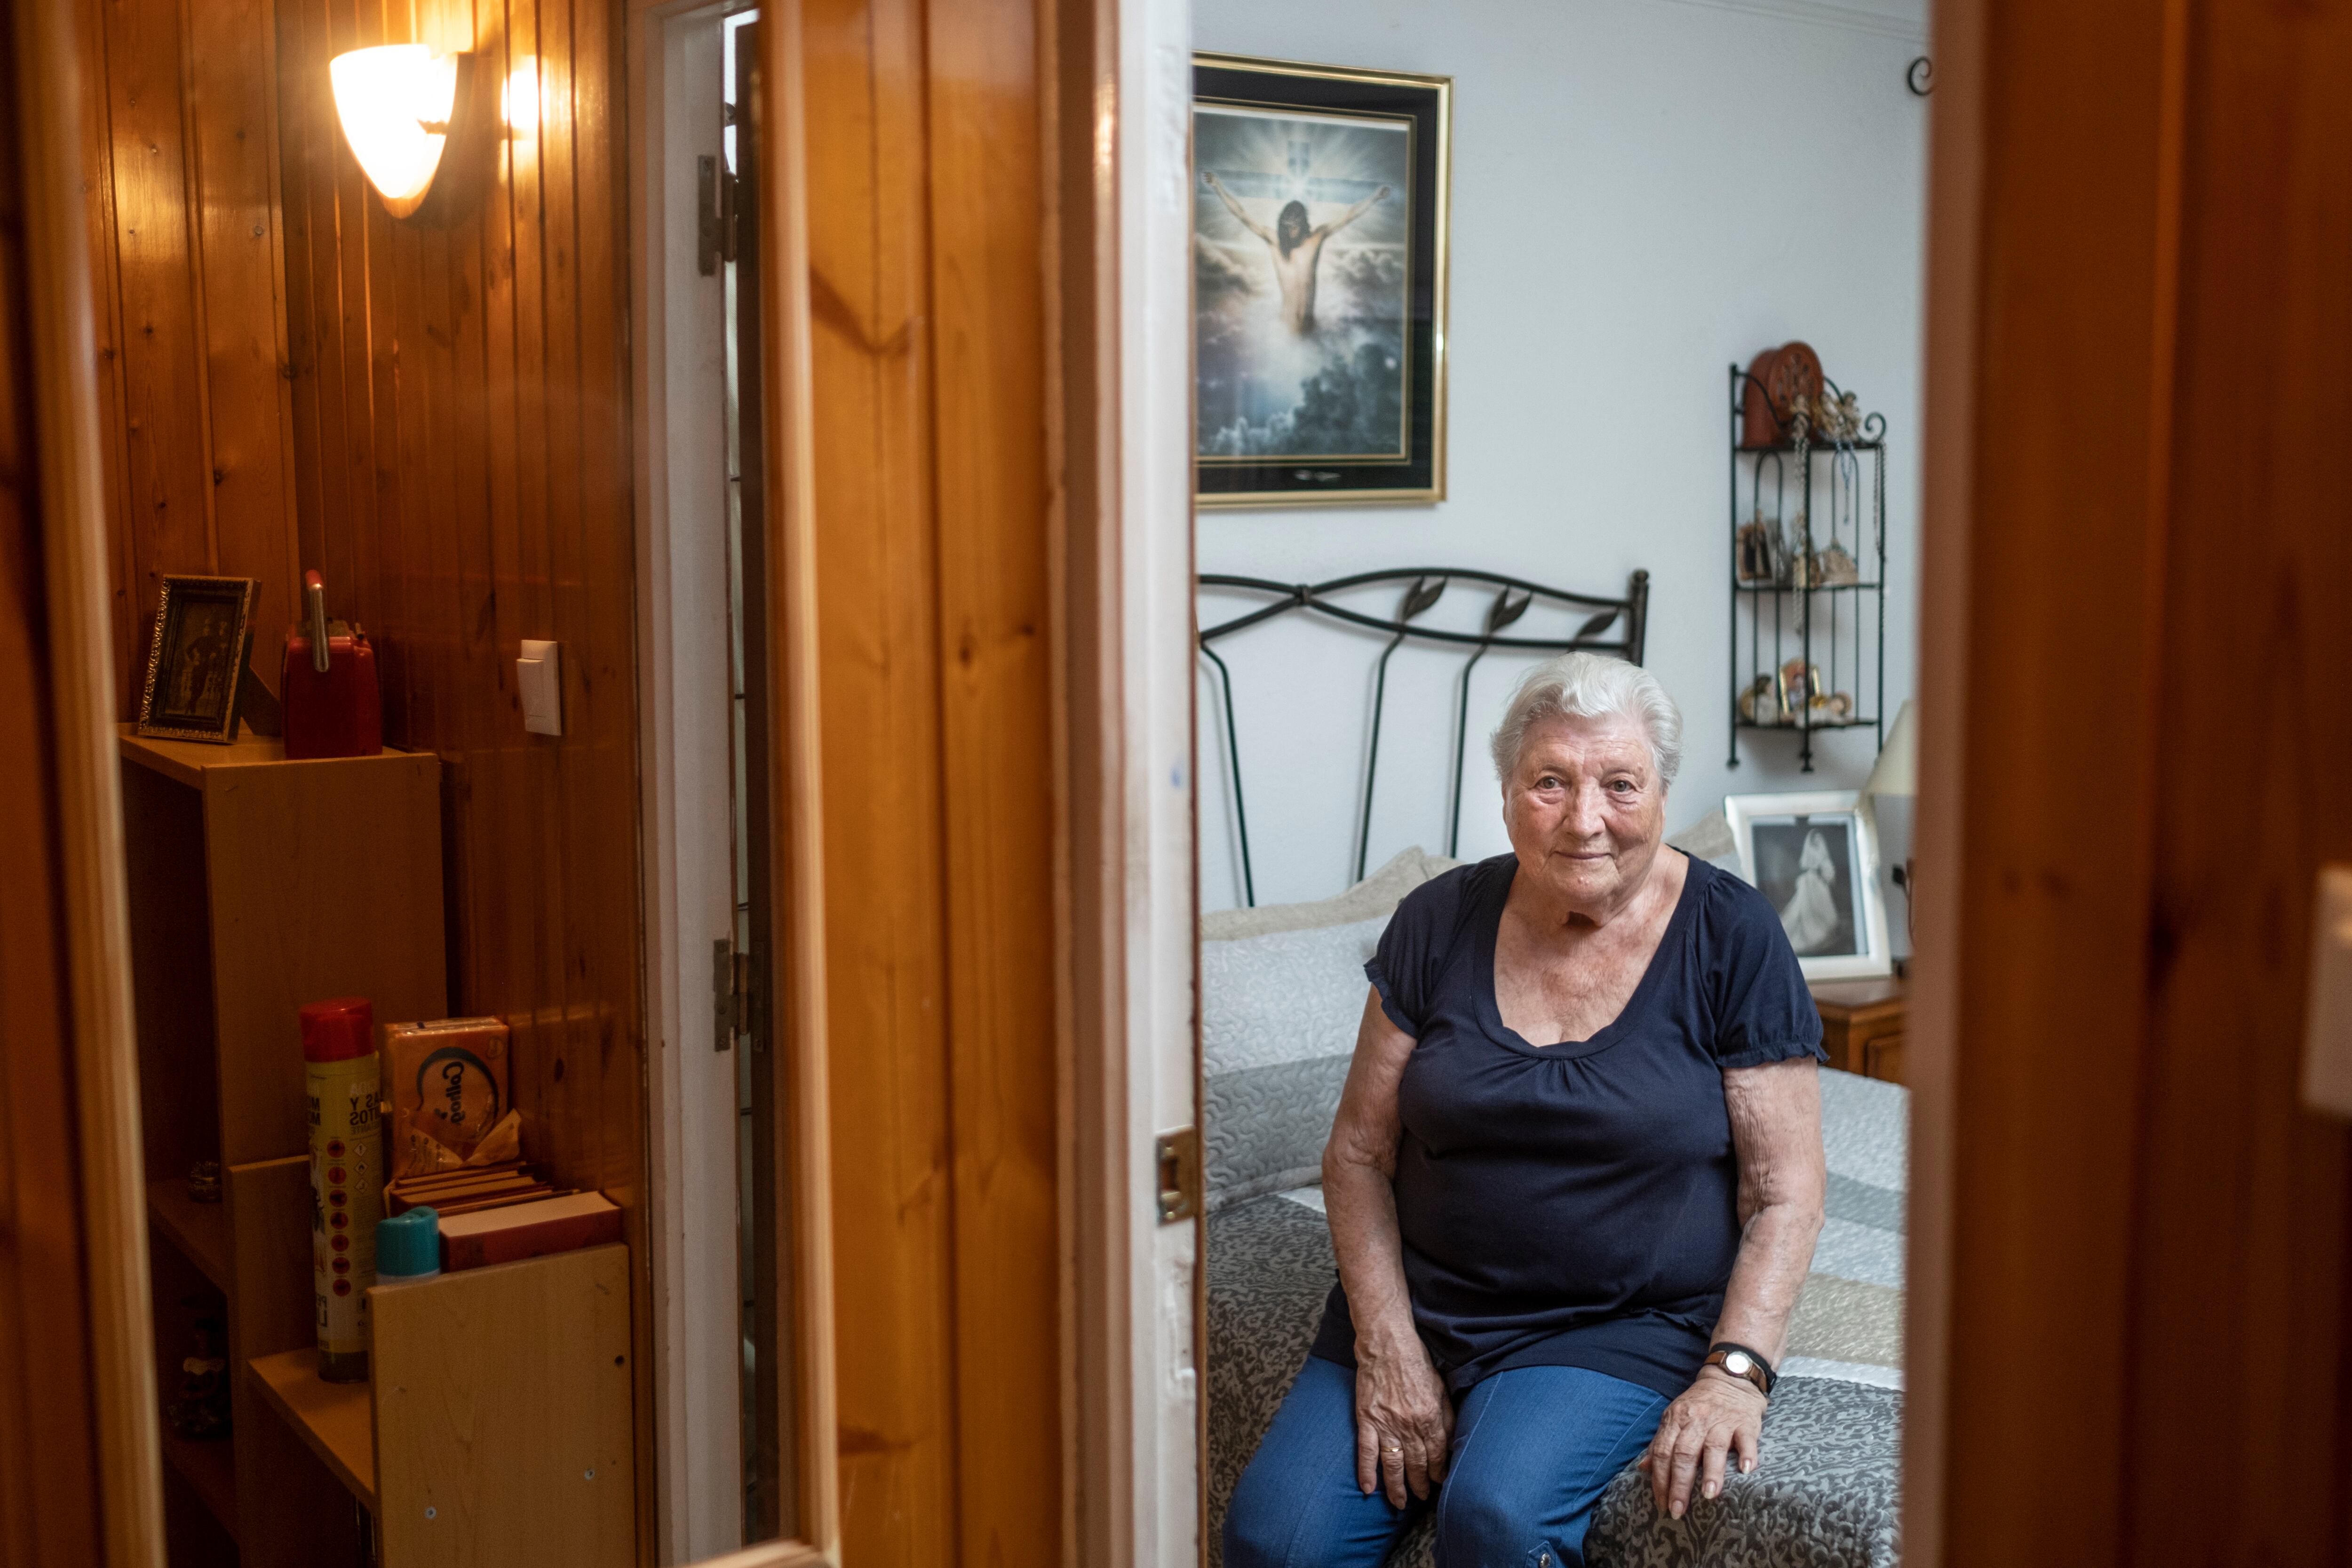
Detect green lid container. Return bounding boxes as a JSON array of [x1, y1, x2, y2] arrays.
[[376, 1207, 441, 1281]]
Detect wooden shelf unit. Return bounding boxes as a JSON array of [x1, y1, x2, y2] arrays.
[[147, 1178, 231, 1292], [159, 1430, 239, 1537], [245, 1246, 635, 1568], [119, 727, 445, 1568], [248, 1350, 376, 1511]]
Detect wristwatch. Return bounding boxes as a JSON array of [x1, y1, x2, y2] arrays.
[[1704, 1342, 1777, 1397]]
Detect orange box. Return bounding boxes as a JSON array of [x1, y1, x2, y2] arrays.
[[380, 1016, 512, 1179]]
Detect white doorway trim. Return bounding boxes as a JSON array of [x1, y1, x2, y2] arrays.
[[631, 1, 750, 1557], [1122, 0, 1202, 1557]]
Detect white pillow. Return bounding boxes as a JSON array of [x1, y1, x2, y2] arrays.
[[1200, 847, 1460, 1208]]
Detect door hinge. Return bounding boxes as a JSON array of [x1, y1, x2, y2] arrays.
[[1155, 1127, 1202, 1224], [697, 155, 740, 276], [713, 936, 755, 1052]]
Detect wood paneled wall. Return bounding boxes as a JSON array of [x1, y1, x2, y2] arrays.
[[1913, 0, 2352, 1558], [799, 0, 1062, 1556], [267, 0, 645, 1235], [273, 0, 652, 1545], [78, 0, 652, 1548], [78, 0, 302, 713]]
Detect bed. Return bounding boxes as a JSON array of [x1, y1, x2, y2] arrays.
[[1196, 565, 1904, 1566]]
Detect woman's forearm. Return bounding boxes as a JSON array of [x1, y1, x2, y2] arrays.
[[1322, 1147, 1420, 1354], [1714, 1058, 1827, 1367], [1324, 989, 1427, 1362], [1709, 1195, 1823, 1364]]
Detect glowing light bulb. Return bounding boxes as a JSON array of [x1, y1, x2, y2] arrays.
[[330, 45, 460, 217], [502, 56, 540, 135]]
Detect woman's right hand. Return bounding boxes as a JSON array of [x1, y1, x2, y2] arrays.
[[1353, 1331, 1452, 1506]]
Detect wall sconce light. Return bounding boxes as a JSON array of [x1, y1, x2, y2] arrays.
[[330, 44, 471, 218], [502, 56, 540, 135]]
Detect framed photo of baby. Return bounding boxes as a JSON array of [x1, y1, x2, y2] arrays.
[[1723, 791, 1894, 980], [1192, 55, 1450, 507]]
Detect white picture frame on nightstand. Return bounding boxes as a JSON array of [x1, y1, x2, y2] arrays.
[[1722, 790, 1894, 981]]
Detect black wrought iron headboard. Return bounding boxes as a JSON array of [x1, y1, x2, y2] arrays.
[[1198, 566, 1651, 907]]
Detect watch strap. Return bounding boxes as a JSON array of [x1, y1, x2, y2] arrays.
[[1704, 1341, 1777, 1396]]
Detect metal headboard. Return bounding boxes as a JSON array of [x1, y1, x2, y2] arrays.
[[1198, 566, 1651, 906]]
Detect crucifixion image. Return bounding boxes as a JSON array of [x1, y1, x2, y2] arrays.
[[1201, 169, 1391, 334]]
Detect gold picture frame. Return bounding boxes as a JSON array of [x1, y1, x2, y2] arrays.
[[136, 575, 258, 744], [1192, 54, 1451, 509]]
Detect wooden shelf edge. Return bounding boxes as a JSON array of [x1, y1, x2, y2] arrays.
[[246, 1348, 376, 1512], [147, 1177, 232, 1292], [159, 1428, 238, 1539], [117, 721, 424, 789]]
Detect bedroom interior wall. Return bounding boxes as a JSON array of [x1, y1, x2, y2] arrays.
[[1192, 0, 1929, 912]]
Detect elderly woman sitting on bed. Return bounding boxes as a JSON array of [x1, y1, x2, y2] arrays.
[[1224, 653, 1828, 1568]]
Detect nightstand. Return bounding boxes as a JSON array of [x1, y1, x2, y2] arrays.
[[1811, 976, 1908, 1085]]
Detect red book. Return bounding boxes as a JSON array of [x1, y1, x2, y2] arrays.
[[437, 1192, 621, 1272]]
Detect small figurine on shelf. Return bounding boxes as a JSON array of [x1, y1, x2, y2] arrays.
[[1785, 525, 1819, 590], [1738, 675, 1783, 727], [1736, 510, 1778, 584], [1816, 542, 1861, 587], [164, 1308, 232, 1441], [1778, 658, 1824, 717], [186, 1160, 222, 1204], [1799, 386, 1865, 443]]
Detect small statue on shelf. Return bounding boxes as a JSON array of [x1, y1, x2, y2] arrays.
[[1803, 387, 1864, 443], [1784, 518, 1820, 590], [1816, 542, 1861, 586], [1736, 509, 1778, 584], [186, 1160, 221, 1204], [1739, 676, 1784, 727], [1778, 658, 1824, 717], [164, 1308, 232, 1442]]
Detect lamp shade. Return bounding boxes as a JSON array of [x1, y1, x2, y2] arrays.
[[1863, 699, 1917, 798], [330, 45, 460, 217]]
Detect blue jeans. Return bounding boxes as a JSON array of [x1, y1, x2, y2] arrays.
[[1224, 1355, 1667, 1568]]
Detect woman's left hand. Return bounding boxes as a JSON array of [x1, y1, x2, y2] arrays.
[[1637, 1368, 1766, 1519]]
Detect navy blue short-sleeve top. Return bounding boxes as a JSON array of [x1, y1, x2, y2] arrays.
[[1307, 851, 1825, 1400]]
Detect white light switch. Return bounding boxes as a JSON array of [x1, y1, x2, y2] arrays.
[[2303, 866, 2352, 1118], [518, 639, 562, 737]]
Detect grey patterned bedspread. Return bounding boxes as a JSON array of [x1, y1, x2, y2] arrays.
[[1206, 1070, 1906, 1568]]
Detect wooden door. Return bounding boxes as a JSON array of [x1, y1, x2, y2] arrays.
[[0, 0, 164, 1563], [791, 0, 1065, 1554], [1910, 0, 2352, 1560]]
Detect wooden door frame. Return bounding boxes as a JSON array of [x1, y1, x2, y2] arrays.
[[729, 0, 1200, 1558], [1052, 0, 1206, 1560], [1901, 0, 1982, 1551], [4, 0, 166, 1562], [627, 0, 761, 1554]]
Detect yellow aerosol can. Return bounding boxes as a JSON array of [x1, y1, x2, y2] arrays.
[[302, 997, 381, 1383]]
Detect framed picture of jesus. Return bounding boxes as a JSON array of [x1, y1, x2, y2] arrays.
[[1192, 55, 1451, 508]]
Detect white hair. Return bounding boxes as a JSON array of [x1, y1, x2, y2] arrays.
[[1489, 652, 1683, 786]]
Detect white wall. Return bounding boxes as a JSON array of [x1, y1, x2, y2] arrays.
[[1194, 0, 1928, 913]]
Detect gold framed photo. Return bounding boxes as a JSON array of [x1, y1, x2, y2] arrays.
[[1192, 54, 1451, 509], [137, 575, 258, 744]]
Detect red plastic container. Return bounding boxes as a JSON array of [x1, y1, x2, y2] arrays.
[[281, 570, 382, 759]]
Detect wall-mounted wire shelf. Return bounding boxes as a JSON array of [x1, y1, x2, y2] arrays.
[[1727, 362, 1888, 772]]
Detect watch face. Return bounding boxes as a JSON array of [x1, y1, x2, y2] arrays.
[[1724, 1352, 1754, 1376]]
